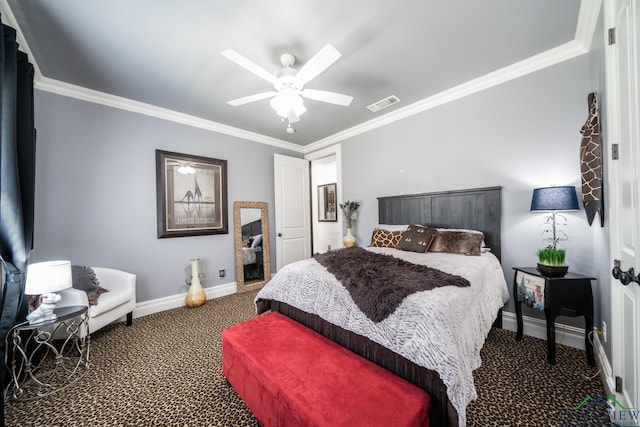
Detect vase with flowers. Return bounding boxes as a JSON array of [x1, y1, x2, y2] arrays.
[[339, 200, 360, 248]]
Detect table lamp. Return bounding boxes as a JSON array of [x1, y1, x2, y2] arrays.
[[530, 186, 579, 248], [25, 260, 72, 324]]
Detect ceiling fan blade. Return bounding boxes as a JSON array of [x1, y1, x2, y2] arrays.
[[301, 89, 353, 106], [294, 44, 342, 86], [221, 49, 279, 86], [227, 91, 278, 106]]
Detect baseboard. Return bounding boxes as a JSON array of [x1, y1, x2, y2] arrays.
[[502, 312, 621, 397], [592, 333, 615, 393], [501, 311, 587, 351], [133, 281, 238, 318]]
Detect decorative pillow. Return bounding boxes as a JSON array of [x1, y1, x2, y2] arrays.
[[369, 228, 403, 248], [251, 234, 263, 248], [398, 225, 437, 253], [429, 230, 484, 256], [71, 266, 100, 292], [436, 228, 487, 248], [71, 265, 108, 306]]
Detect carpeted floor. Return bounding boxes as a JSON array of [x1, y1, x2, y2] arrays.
[[4, 290, 612, 427]]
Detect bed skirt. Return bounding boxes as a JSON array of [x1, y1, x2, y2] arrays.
[[267, 300, 459, 427]]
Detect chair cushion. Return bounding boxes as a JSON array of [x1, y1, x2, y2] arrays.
[[88, 287, 132, 317]]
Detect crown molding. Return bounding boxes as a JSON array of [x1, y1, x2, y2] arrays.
[[2, 0, 301, 153], [0, 0, 43, 81], [574, 0, 603, 51], [305, 0, 602, 154], [3, 0, 598, 156], [35, 77, 304, 153], [304, 40, 588, 154]]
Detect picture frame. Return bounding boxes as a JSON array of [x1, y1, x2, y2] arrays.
[[317, 183, 337, 222], [156, 149, 228, 238]]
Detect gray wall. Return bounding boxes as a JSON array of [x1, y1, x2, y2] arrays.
[[30, 31, 612, 342], [30, 91, 300, 302], [339, 54, 610, 328]]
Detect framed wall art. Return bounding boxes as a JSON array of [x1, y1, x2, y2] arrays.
[[156, 149, 228, 238], [317, 183, 337, 222]]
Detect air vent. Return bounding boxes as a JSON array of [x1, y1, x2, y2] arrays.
[[367, 95, 401, 112]]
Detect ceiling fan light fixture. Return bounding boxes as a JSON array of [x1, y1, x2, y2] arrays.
[[270, 89, 306, 120], [223, 44, 351, 131], [177, 163, 196, 175]]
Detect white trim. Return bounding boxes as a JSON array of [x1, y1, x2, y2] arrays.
[[35, 77, 304, 153], [575, 0, 604, 51], [0, 0, 43, 81], [502, 311, 588, 351], [304, 41, 588, 153], [507, 317, 619, 399], [2, 0, 599, 154], [132, 281, 237, 319], [305, 144, 343, 253], [592, 333, 617, 396]]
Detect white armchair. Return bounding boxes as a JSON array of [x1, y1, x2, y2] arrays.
[[58, 267, 136, 334]]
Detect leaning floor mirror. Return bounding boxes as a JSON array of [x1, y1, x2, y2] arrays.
[[233, 201, 271, 293]]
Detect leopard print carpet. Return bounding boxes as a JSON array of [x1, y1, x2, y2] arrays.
[[4, 290, 611, 427], [467, 328, 613, 427]]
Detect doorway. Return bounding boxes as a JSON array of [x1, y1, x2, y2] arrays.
[[306, 145, 342, 254]]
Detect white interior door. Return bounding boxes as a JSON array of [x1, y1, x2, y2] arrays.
[[606, 0, 640, 413], [274, 154, 311, 271]]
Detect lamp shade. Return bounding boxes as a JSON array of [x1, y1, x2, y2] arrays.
[[25, 260, 73, 295], [530, 186, 580, 211], [270, 88, 306, 119]]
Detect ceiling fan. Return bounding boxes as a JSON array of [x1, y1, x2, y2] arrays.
[[221, 44, 353, 131]]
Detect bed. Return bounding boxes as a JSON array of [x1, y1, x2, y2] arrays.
[[255, 186, 509, 427], [241, 219, 264, 281]]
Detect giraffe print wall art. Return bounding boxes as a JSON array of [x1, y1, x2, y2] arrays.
[[156, 150, 228, 237], [580, 92, 604, 227]]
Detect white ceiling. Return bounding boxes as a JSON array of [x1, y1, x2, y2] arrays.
[[2, 0, 596, 150]]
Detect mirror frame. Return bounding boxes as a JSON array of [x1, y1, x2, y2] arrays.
[[318, 183, 337, 222], [233, 201, 271, 293]]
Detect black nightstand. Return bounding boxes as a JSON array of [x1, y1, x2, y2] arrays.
[[513, 267, 595, 366]]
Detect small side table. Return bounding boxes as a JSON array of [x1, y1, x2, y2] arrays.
[[4, 305, 90, 401], [513, 267, 595, 366]]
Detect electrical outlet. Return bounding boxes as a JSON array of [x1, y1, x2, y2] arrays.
[[219, 269, 225, 278], [602, 321, 607, 343]]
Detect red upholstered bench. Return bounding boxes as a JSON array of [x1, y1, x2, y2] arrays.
[[222, 312, 430, 427]]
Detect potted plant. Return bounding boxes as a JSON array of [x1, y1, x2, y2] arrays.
[[536, 247, 569, 277]]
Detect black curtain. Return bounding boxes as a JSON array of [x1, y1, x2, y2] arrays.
[[0, 19, 36, 420]]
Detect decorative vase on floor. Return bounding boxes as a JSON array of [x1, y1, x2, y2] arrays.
[[343, 228, 356, 248], [186, 258, 207, 308]]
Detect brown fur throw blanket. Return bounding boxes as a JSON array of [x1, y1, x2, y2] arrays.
[[314, 247, 470, 322]]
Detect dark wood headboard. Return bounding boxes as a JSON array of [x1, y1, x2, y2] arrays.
[[241, 219, 262, 239], [378, 186, 502, 261]]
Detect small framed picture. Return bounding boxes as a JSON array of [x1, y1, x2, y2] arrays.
[[318, 183, 337, 222], [156, 150, 228, 238]]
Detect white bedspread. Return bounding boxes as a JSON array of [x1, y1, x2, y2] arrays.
[[242, 247, 257, 265], [255, 247, 510, 427]]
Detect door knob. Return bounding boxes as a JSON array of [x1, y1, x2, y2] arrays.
[[612, 260, 640, 286], [277, 233, 282, 237], [612, 260, 622, 280], [620, 268, 638, 286]]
